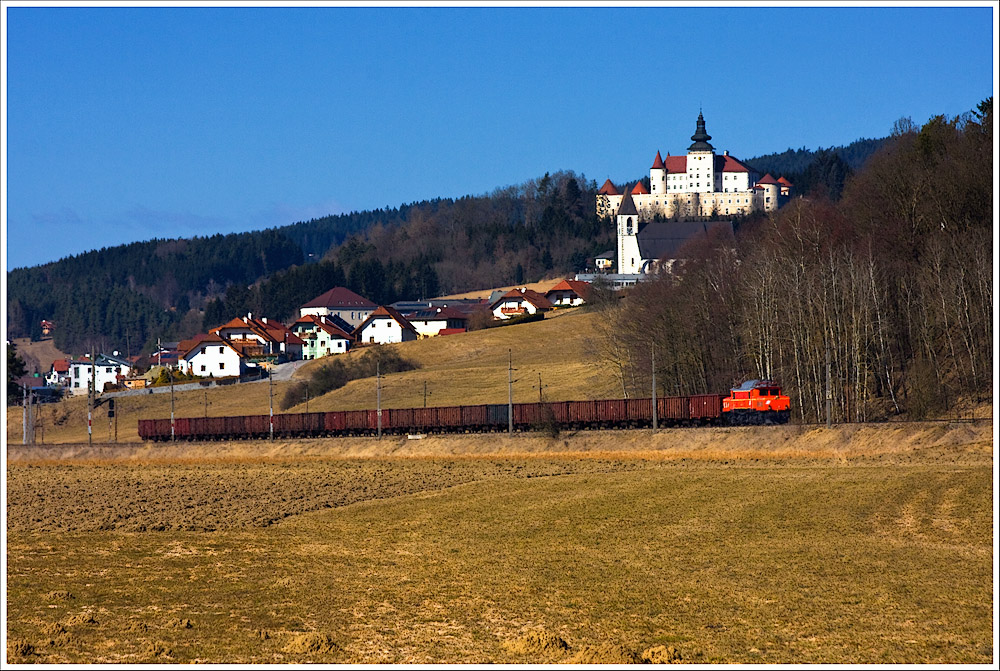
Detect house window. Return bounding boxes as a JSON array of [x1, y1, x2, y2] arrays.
[[202, 347, 207, 354], [74, 368, 80, 378], [200, 365, 206, 372], [220, 346, 225, 353], [219, 363, 225, 370]]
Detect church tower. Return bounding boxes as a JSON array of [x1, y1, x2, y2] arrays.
[[617, 189, 641, 274], [686, 112, 716, 197]]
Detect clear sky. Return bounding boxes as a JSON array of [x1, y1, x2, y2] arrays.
[[3, 2, 995, 270]]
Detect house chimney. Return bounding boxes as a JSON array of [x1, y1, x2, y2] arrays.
[[724, 150, 729, 156], [262, 317, 267, 324]]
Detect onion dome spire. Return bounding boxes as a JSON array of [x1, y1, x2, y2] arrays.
[[688, 111, 714, 152]]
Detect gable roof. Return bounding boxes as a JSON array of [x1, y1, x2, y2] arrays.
[[353, 305, 418, 336], [777, 176, 794, 186], [51, 359, 70, 373], [631, 181, 650, 195], [757, 173, 780, 185], [636, 220, 735, 262], [293, 314, 353, 340], [301, 286, 376, 310], [405, 306, 470, 322], [211, 315, 305, 347], [491, 288, 554, 311], [545, 279, 591, 300]]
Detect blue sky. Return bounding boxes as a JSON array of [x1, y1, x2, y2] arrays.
[[3, 3, 995, 270]]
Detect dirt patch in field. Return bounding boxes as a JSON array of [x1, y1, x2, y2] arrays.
[[500, 630, 570, 657], [283, 632, 341, 655], [642, 644, 683, 663], [7, 458, 644, 533], [567, 643, 641, 664]]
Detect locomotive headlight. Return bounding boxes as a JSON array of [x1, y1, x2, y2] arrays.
[[766, 400, 771, 405]]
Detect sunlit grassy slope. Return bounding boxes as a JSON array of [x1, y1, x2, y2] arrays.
[[7, 307, 618, 444]]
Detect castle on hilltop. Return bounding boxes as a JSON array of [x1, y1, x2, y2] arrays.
[[597, 113, 792, 275]]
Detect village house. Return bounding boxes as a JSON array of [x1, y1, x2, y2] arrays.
[[545, 279, 591, 307], [210, 314, 304, 362], [299, 287, 377, 328], [491, 288, 554, 320], [68, 353, 132, 395], [178, 334, 252, 378], [290, 314, 354, 359], [403, 306, 470, 338], [45, 358, 71, 388], [354, 306, 418, 344]]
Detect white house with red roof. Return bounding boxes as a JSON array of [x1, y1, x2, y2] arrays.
[[179, 334, 251, 378], [210, 314, 304, 361], [299, 287, 377, 327], [403, 306, 470, 338], [354, 306, 418, 344], [490, 288, 554, 320], [545, 279, 591, 307], [291, 314, 354, 359]]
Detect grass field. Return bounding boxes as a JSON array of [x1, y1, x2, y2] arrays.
[[6, 423, 993, 664]]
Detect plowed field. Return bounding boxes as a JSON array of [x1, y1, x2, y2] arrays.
[[6, 425, 993, 664]]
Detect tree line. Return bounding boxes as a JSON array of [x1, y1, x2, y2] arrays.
[[594, 99, 992, 421]]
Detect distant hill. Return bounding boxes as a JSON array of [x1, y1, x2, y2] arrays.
[[0, 134, 892, 356]]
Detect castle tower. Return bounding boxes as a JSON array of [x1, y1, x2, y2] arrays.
[[650, 151, 666, 196], [686, 111, 716, 196], [617, 189, 642, 274]]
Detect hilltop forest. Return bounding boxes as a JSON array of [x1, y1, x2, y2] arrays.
[[8, 122, 916, 358], [598, 99, 992, 420]]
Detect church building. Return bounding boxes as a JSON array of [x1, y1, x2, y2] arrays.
[[597, 113, 792, 275]]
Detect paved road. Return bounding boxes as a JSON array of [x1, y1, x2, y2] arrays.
[[98, 360, 308, 400]]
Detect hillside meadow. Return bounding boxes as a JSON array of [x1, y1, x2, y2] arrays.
[[7, 307, 622, 444], [6, 422, 993, 664]]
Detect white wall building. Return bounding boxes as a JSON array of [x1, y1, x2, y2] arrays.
[[179, 336, 249, 378], [354, 306, 418, 345], [68, 353, 132, 395], [299, 287, 377, 328]]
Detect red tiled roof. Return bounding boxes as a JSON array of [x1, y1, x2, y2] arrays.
[[178, 334, 226, 359], [598, 179, 619, 196], [777, 176, 793, 186], [301, 287, 376, 310], [51, 359, 70, 373], [663, 155, 687, 173], [717, 154, 752, 173], [757, 173, 780, 185], [631, 182, 649, 195], [545, 279, 591, 300], [492, 288, 555, 311], [651, 151, 664, 169], [438, 328, 467, 336], [294, 314, 353, 340], [354, 305, 418, 336]]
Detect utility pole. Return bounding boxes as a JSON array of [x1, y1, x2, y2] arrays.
[[22, 385, 27, 445], [376, 360, 382, 439], [508, 349, 514, 434], [538, 372, 543, 403], [423, 380, 429, 408], [651, 346, 658, 431], [169, 364, 175, 442], [825, 339, 832, 429], [268, 365, 274, 441], [305, 386, 309, 413], [89, 347, 95, 447]]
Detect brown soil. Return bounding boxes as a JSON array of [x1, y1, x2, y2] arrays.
[[283, 632, 341, 655], [501, 630, 570, 657], [6, 458, 644, 534], [643, 644, 683, 663], [7, 639, 36, 659], [567, 643, 641, 664]]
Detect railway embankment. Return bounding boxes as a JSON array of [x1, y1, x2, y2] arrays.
[[7, 419, 991, 465]]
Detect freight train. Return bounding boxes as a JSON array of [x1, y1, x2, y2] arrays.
[[138, 380, 790, 441]]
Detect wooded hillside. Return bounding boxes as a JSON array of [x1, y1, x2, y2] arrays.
[[599, 99, 992, 421]]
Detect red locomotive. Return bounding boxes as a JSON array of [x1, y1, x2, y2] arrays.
[[138, 381, 791, 441], [722, 380, 791, 425]]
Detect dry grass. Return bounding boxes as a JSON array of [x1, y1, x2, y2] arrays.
[[5, 423, 993, 664], [435, 277, 564, 300]]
